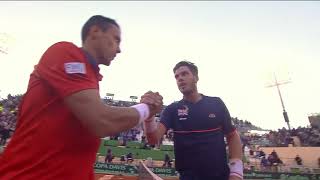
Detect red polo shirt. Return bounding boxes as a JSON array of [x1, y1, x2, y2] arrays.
[[0, 42, 103, 180]]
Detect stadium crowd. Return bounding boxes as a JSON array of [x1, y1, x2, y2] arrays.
[[1, 94, 319, 148], [0, 94, 20, 146], [241, 127, 320, 147], [1, 94, 320, 174]]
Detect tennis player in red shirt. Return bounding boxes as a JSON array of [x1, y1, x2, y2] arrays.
[[0, 15, 163, 180]]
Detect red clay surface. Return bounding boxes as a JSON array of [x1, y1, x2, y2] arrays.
[[95, 173, 178, 180]]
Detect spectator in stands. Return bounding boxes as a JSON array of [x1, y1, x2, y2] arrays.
[[143, 61, 243, 180], [258, 150, 266, 158], [266, 150, 282, 172], [271, 149, 279, 160], [295, 155, 303, 166], [249, 149, 254, 156], [0, 123, 10, 146], [264, 126, 320, 147], [126, 152, 134, 164], [105, 148, 114, 163], [121, 135, 128, 146], [240, 136, 249, 152], [0, 15, 163, 180], [267, 154, 275, 165], [141, 135, 149, 149], [167, 129, 174, 141], [163, 153, 172, 167], [260, 156, 269, 171], [120, 155, 126, 164]]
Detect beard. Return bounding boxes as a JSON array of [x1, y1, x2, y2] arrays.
[[179, 87, 193, 96]]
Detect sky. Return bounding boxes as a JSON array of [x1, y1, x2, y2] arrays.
[[0, 1, 319, 130]]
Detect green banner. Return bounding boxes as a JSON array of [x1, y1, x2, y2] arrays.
[[94, 162, 138, 175], [94, 162, 320, 180], [94, 162, 177, 177], [243, 170, 320, 180], [149, 167, 177, 177]]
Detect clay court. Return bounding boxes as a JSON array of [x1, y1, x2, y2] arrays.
[[95, 174, 137, 180], [95, 173, 178, 180]]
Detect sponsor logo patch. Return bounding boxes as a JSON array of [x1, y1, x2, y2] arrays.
[[64, 62, 86, 74]]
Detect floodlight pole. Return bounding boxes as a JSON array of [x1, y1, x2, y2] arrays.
[[266, 73, 292, 131]]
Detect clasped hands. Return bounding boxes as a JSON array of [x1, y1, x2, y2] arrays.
[[140, 91, 163, 118]]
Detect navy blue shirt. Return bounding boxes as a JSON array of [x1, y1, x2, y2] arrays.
[[160, 95, 235, 176]]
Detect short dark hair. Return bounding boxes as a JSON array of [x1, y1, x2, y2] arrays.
[[81, 15, 119, 42], [173, 60, 198, 77]]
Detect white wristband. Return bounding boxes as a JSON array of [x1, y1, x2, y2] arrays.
[[229, 159, 243, 179], [131, 103, 150, 124], [144, 118, 157, 133]]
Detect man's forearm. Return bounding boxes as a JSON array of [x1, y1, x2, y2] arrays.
[[143, 117, 159, 145], [145, 131, 159, 145], [227, 131, 243, 159], [227, 131, 244, 179]]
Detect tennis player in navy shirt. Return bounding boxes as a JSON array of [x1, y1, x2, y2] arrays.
[[142, 61, 243, 180]]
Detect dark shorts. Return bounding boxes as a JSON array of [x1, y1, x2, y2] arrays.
[[179, 171, 229, 180]]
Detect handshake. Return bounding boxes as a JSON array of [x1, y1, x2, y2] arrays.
[[140, 91, 163, 118], [131, 91, 163, 125]]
